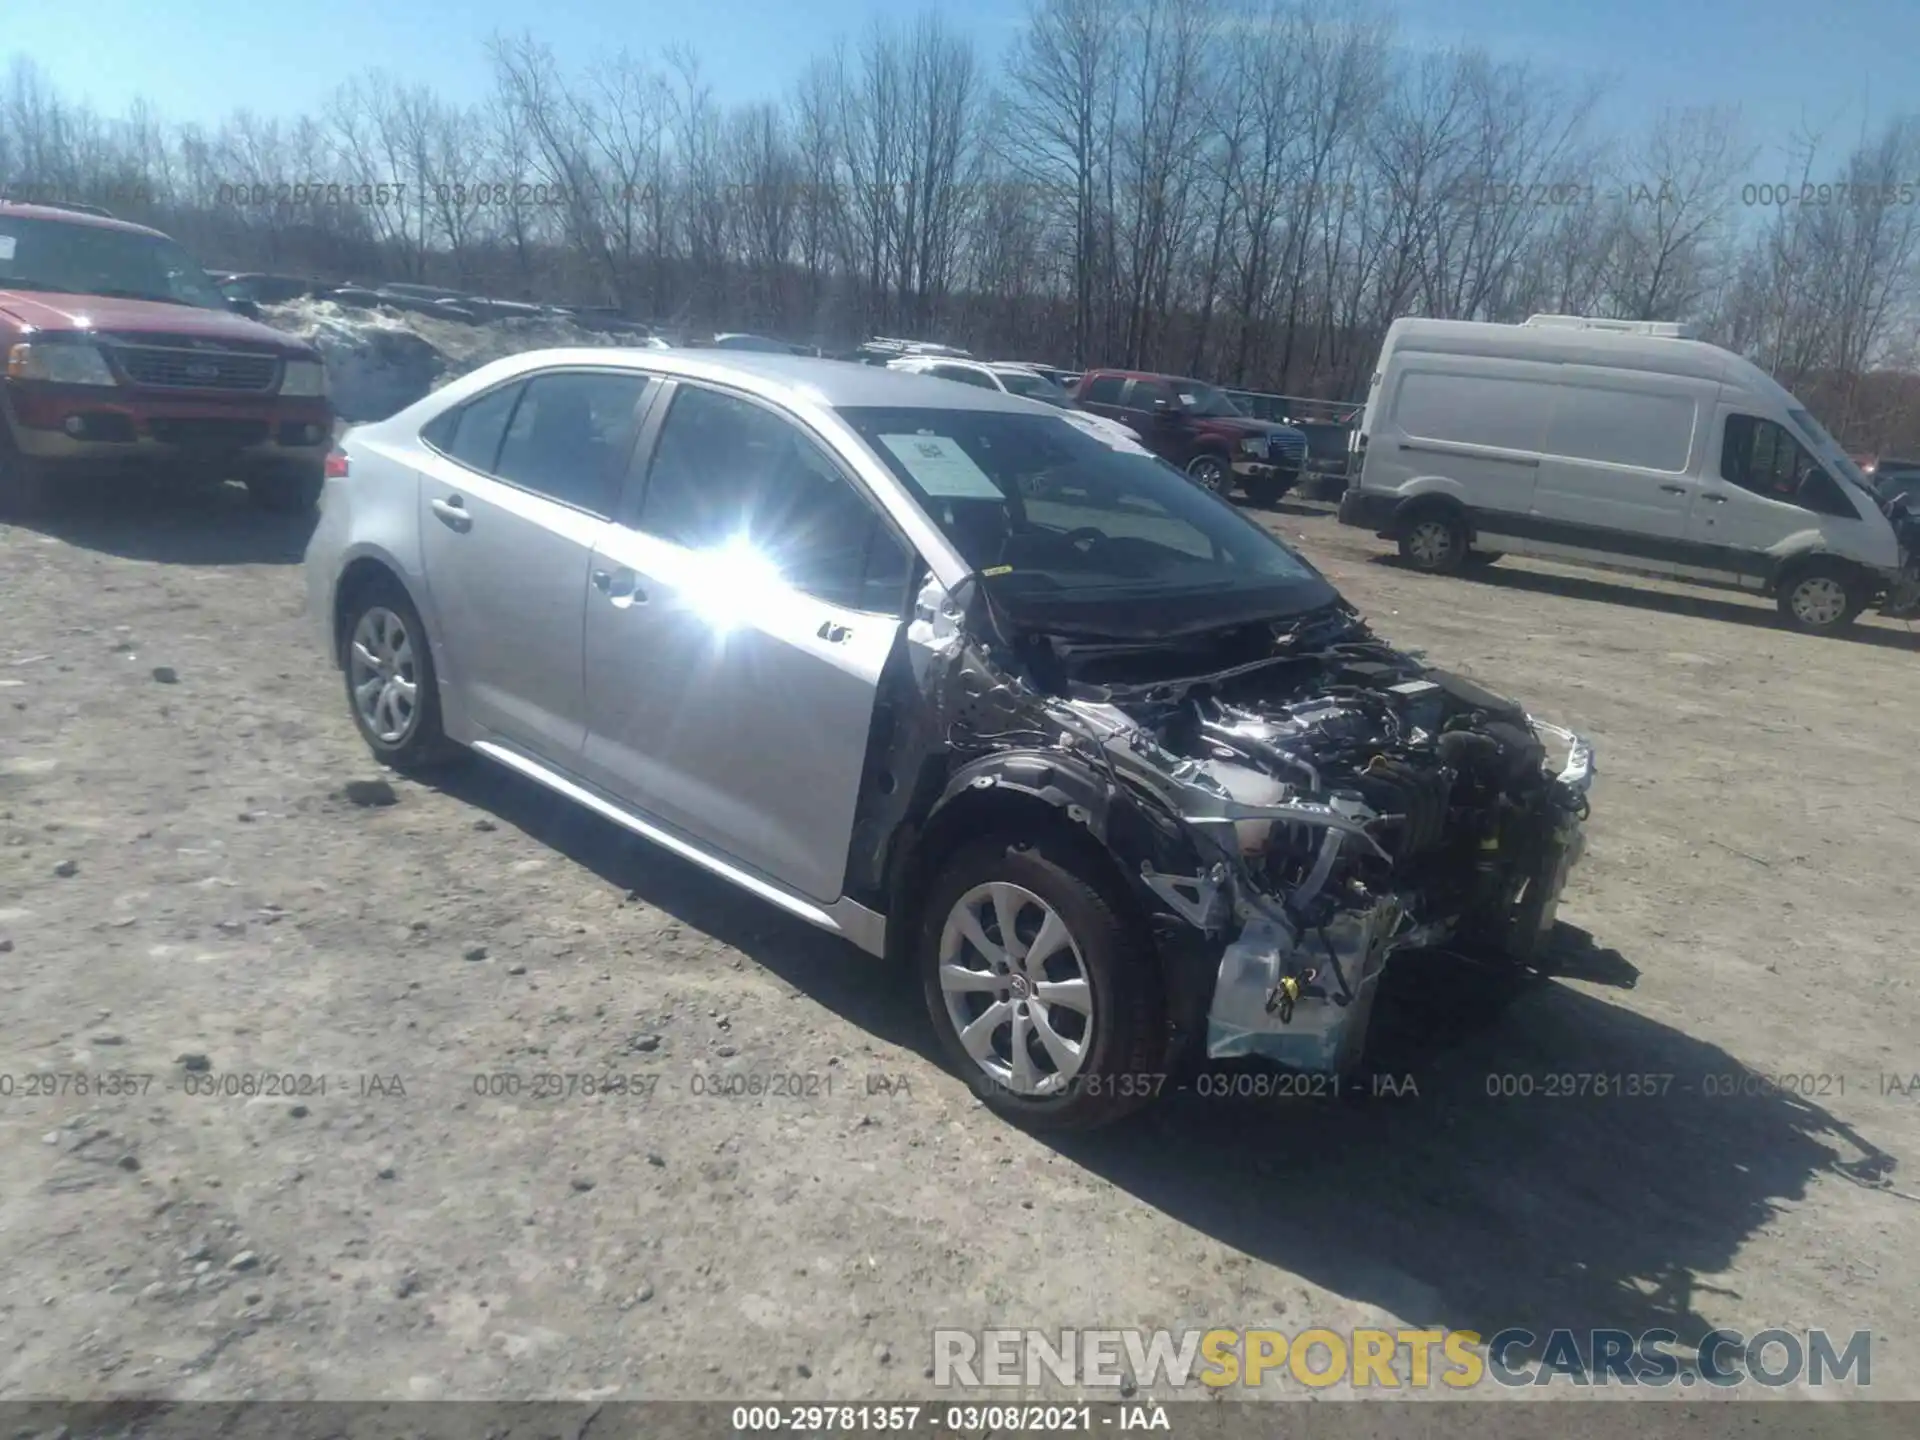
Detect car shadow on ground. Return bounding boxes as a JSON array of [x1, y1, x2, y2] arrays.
[[11, 480, 316, 566], [434, 755, 1895, 1359], [1374, 554, 1920, 652]]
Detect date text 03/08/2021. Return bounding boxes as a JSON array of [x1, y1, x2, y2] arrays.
[[728, 1405, 1171, 1432]]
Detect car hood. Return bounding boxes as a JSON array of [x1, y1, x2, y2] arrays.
[[0, 290, 315, 356]]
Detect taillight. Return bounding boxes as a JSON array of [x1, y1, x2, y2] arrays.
[[324, 449, 350, 479]]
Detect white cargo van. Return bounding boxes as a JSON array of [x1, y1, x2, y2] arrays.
[[1337, 314, 1919, 634]]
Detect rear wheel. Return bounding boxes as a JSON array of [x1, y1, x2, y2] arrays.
[[339, 577, 463, 770], [1186, 453, 1230, 494], [919, 834, 1165, 1132], [1776, 562, 1864, 635], [1397, 505, 1470, 574], [246, 462, 324, 514]]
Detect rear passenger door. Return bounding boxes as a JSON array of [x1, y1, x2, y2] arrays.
[[1125, 379, 1188, 464], [416, 368, 655, 759], [576, 382, 918, 904]]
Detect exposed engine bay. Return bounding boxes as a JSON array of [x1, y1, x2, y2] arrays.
[[882, 579, 1596, 1077]]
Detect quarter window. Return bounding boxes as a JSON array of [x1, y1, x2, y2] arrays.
[[638, 385, 916, 614], [433, 381, 522, 473], [491, 371, 650, 516]]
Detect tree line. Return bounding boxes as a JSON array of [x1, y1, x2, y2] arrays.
[[5, 0, 1920, 450]]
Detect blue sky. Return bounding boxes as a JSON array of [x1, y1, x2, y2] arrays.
[[3, 0, 1915, 170]]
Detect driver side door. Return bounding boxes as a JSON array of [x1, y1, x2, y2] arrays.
[[576, 382, 919, 905]]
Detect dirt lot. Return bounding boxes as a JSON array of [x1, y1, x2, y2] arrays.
[[3, 485, 1918, 1404]]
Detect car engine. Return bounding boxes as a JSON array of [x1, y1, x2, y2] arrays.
[[1047, 613, 1594, 1074]]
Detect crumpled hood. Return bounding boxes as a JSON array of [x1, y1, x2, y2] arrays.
[[0, 289, 316, 357]]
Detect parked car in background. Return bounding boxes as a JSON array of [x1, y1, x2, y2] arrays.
[[0, 200, 333, 516], [843, 337, 973, 366], [1867, 457, 1920, 509], [215, 272, 325, 311], [1071, 369, 1308, 505], [305, 348, 1594, 1130], [703, 333, 814, 355], [1338, 313, 1916, 635], [885, 355, 1145, 450], [997, 361, 1081, 391]]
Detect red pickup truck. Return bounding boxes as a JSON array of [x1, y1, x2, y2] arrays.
[[0, 202, 333, 517]]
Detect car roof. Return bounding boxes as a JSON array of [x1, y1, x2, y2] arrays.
[[422, 347, 1044, 417], [0, 201, 170, 239], [1082, 368, 1206, 386]]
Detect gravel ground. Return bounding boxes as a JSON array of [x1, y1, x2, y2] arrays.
[[2, 483, 1918, 1404]]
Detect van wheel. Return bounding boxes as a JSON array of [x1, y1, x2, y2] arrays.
[[1776, 562, 1864, 635], [918, 833, 1165, 1132], [1398, 507, 1469, 574]]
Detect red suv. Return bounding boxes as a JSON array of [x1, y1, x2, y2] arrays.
[[0, 202, 333, 516], [1072, 369, 1308, 505]]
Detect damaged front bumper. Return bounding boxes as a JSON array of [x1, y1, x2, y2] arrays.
[[1202, 716, 1595, 1072]]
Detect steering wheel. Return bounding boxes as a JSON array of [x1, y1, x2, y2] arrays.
[[1062, 526, 1108, 554]]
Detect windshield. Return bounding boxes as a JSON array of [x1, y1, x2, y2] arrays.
[[1787, 407, 1875, 494], [994, 369, 1072, 407], [0, 215, 227, 310], [839, 406, 1336, 635], [1176, 382, 1244, 418]]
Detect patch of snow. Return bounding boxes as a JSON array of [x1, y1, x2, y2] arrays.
[[258, 298, 632, 423]]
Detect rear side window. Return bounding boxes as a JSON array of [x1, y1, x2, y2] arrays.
[[1545, 386, 1697, 472], [1081, 375, 1126, 404], [429, 382, 522, 474], [1394, 370, 1554, 453], [492, 371, 651, 516]]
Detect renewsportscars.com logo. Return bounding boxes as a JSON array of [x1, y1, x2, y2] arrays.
[[931, 1327, 1873, 1390]]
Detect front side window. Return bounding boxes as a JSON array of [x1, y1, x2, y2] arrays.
[[492, 371, 650, 516], [1171, 381, 1243, 418], [637, 385, 915, 615], [0, 216, 227, 310], [838, 405, 1333, 634], [1081, 375, 1126, 404], [1721, 415, 1857, 519]]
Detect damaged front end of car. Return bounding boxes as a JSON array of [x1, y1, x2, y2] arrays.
[[867, 573, 1595, 1080]]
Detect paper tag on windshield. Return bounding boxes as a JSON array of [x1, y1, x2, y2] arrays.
[[0, 236, 16, 262], [878, 434, 1003, 499], [1177, 393, 1197, 406]]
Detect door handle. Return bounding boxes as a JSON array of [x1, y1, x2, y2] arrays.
[[1659, 484, 1688, 495], [817, 620, 852, 643], [594, 566, 645, 607], [1702, 493, 1728, 503], [430, 496, 472, 532]]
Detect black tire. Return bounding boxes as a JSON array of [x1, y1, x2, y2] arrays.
[[1396, 504, 1470, 574], [918, 833, 1166, 1132], [1775, 560, 1865, 635], [337, 575, 464, 770], [246, 462, 324, 514], [1186, 453, 1231, 494], [0, 430, 51, 519]]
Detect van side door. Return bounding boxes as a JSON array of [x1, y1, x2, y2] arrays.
[[1375, 362, 1546, 522], [1527, 370, 1712, 567]]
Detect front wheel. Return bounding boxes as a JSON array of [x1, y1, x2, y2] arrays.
[[1186, 453, 1230, 494], [1776, 563, 1864, 635], [1240, 472, 1291, 507], [919, 835, 1166, 1131]]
